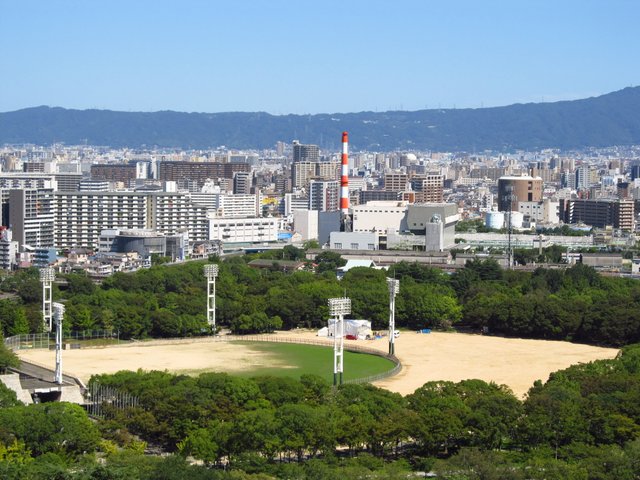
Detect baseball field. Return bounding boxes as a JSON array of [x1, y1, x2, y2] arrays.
[[17, 330, 619, 398]]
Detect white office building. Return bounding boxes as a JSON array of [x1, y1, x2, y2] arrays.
[[518, 198, 560, 224], [190, 193, 261, 218], [352, 201, 409, 236], [209, 216, 278, 243]]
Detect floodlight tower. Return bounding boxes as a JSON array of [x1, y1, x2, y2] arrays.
[[52, 302, 65, 385], [328, 297, 351, 386], [204, 264, 219, 334], [387, 278, 400, 355], [39, 267, 55, 332]]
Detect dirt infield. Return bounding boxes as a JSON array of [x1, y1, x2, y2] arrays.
[[17, 331, 619, 398]]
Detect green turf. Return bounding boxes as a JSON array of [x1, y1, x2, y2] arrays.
[[231, 341, 396, 383]]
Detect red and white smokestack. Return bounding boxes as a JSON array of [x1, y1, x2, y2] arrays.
[[340, 131, 349, 216]]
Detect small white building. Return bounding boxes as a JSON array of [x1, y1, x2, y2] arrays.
[[518, 198, 560, 224]]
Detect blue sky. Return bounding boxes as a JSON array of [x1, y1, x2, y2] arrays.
[[1, 0, 638, 114]]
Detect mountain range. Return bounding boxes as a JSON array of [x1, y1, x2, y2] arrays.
[[1, 87, 640, 152]]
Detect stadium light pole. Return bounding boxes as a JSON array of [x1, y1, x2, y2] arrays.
[[39, 267, 55, 332], [387, 278, 400, 355], [328, 297, 351, 386], [204, 264, 219, 334], [52, 302, 65, 385]]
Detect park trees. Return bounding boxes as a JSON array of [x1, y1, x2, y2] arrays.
[[343, 267, 389, 327], [396, 280, 461, 330], [0, 382, 20, 408], [408, 380, 521, 455], [0, 300, 31, 337], [0, 403, 100, 457], [314, 251, 346, 273], [230, 311, 283, 334]]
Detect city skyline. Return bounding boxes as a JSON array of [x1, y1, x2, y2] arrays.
[[1, 0, 638, 115]]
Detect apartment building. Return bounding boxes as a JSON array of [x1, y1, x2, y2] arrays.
[[411, 174, 444, 203], [309, 180, 339, 212], [292, 161, 340, 189], [53, 191, 210, 248], [561, 198, 634, 231], [384, 173, 409, 192], [158, 161, 250, 186], [8, 189, 55, 249], [91, 164, 137, 184], [292, 141, 320, 162]]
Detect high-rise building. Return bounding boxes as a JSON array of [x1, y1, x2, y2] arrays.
[[0, 227, 17, 269], [575, 165, 596, 190], [309, 180, 339, 212], [497, 176, 543, 211], [384, 173, 409, 192], [274, 175, 292, 193], [55, 173, 83, 192], [8, 189, 55, 249], [292, 161, 340, 189], [561, 198, 634, 231], [292, 141, 319, 163], [233, 171, 253, 195], [292, 161, 318, 189], [411, 174, 444, 203]]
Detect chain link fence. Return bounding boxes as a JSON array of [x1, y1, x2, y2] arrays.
[[85, 382, 140, 418], [4, 330, 118, 351]]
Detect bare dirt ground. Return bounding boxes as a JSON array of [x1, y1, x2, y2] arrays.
[[17, 331, 619, 398]]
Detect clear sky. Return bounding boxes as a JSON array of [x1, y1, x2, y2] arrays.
[[1, 0, 638, 114]]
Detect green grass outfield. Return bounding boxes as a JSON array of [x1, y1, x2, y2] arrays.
[[232, 341, 396, 383]]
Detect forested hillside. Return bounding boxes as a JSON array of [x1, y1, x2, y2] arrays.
[[3, 87, 640, 150]]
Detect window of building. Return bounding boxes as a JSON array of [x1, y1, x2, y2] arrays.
[[335, 243, 342, 249], [350, 243, 358, 249], [368, 244, 375, 250]]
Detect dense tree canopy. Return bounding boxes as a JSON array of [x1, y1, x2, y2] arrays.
[[2, 252, 640, 477], [1, 253, 640, 349]]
